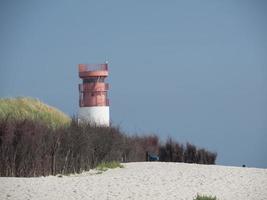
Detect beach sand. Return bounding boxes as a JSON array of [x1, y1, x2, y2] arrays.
[[0, 162, 266, 200]]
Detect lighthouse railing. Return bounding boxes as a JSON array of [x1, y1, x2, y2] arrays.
[[79, 83, 109, 91], [79, 64, 108, 72]]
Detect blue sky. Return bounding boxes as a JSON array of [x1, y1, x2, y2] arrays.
[[0, 0, 266, 168]]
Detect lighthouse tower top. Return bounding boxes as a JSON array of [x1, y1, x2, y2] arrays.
[[78, 63, 108, 78]]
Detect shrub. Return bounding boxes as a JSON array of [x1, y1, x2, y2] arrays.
[[193, 194, 217, 200], [159, 138, 216, 165], [96, 161, 123, 171], [0, 98, 217, 177], [184, 142, 197, 163], [123, 134, 159, 162]]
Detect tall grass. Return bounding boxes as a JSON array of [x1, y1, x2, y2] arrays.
[[0, 97, 70, 128]]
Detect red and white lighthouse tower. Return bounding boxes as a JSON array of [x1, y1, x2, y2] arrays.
[[78, 63, 110, 126]]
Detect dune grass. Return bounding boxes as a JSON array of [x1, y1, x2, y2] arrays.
[[0, 97, 71, 128], [96, 161, 124, 171], [193, 194, 217, 200]]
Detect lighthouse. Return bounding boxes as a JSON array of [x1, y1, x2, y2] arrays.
[[78, 63, 110, 126]]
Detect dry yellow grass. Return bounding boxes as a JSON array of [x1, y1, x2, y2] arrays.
[[0, 97, 71, 128]]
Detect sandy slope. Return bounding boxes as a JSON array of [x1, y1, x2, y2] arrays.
[[0, 162, 267, 200]]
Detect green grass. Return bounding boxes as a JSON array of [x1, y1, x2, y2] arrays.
[[0, 97, 71, 129], [96, 161, 124, 171], [193, 194, 217, 200]]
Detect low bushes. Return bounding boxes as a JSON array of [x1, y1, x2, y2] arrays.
[[0, 117, 217, 177], [0, 118, 124, 176], [96, 161, 123, 171], [193, 194, 217, 200], [159, 138, 217, 164]]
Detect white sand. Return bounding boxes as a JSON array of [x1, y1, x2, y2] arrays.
[[0, 162, 267, 200]]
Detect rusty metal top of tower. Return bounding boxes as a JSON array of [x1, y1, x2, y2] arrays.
[[79, 63, 108, 78]]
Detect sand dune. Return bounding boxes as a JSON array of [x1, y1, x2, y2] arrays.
[[1, 162, 266, 200]]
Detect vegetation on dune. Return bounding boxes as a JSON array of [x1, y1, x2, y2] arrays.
[[159, 138, 217, 164], [0, 97, 217, 177], [0, 97, 70, 128], [194, 194, 217, 200], [0, 117, 217, 177], [96, 161, 124, 171]]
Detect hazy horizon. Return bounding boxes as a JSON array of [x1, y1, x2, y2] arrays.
[[0, 0, 266, 168]]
